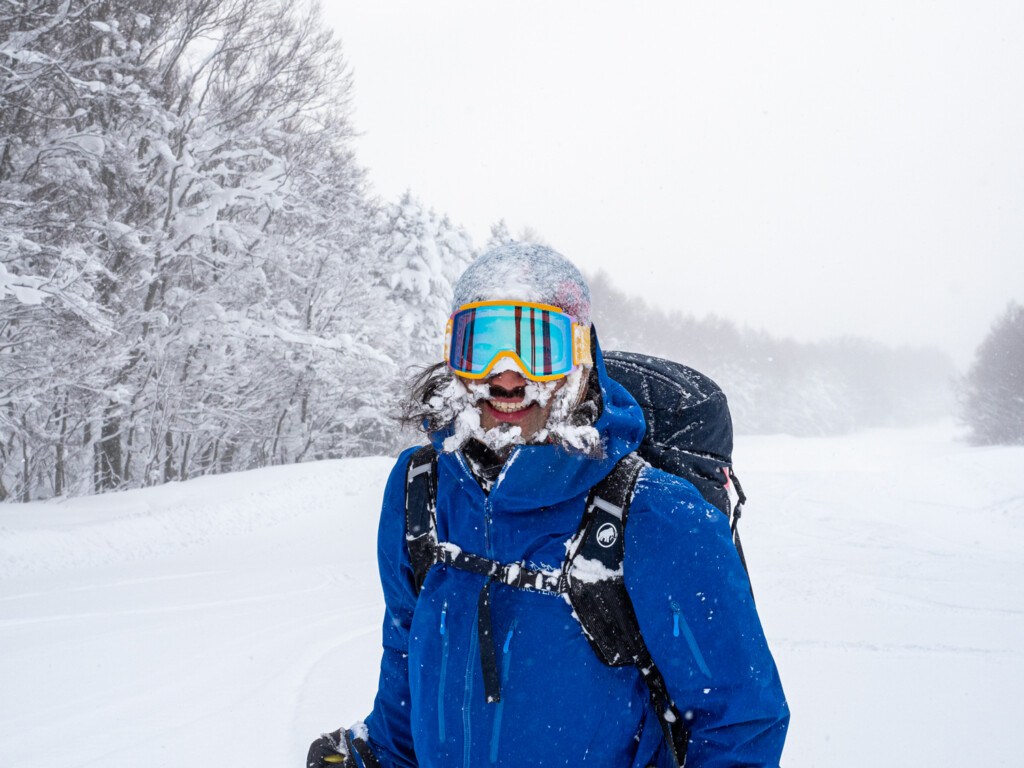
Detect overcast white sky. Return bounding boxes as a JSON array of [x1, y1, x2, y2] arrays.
[[322, 1, 1023, 368]]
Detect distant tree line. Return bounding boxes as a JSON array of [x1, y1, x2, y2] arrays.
[[589, 273, 956, 436]]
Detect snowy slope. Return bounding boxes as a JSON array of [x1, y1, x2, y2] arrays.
[[1, 426, 1021, 767]]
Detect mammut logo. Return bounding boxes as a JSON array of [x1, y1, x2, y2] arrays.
[[596, 522, 619, 548]]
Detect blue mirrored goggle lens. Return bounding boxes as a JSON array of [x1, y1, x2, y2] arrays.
[[449, 305, 574, 378]]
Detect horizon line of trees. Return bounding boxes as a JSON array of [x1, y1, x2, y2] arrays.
[[588, 272, 957, 436], [2, 1, 996, 504]]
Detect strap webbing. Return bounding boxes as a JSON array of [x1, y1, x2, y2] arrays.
[[727, 470, 753, 601], [636, 647, 690, 767], [436, 543, 565, 594], [405, 446, 438, 592], [478, 578, 501, 703]]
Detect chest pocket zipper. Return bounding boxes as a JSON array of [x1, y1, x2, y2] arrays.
[[438, 601, 450, 743], [672, 600, 711, 678]]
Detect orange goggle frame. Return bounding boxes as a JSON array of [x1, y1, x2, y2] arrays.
[[444, 300, 592, 381]]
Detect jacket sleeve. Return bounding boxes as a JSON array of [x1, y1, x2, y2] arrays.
[[358, 447, 422, 768], [623, 469, 789, 768]]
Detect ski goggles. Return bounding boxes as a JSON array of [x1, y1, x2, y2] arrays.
[[444, 301, 592, 381]]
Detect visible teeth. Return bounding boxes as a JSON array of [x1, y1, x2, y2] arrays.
[[490, 399, 531, 414]]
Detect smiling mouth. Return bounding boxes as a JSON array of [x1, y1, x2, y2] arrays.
[[483, 384, 535, 419], [489, 399, 532, 414]]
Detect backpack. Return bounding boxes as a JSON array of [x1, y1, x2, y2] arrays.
[[404, 352, 747, 768], [603, 351, 747, 565]]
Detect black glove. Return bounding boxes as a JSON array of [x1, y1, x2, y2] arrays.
[[307, 729, 354, 768]]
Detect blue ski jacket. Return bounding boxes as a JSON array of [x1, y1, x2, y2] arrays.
[[359, 347, 789, 767]]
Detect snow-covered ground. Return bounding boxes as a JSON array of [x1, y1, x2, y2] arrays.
[[1, 424, 1021, 767]]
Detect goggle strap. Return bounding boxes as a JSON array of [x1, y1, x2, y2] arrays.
[[573, 324, 592, 367]]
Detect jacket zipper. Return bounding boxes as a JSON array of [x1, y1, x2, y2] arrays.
[[671, 600, 711, 677], [484, 496, 494, 558], [438, 601, 450, 743], [489, 621, 517, 763], [484, 445, 517, 559]]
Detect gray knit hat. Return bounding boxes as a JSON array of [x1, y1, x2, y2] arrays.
[[451, 242, 591, 326]]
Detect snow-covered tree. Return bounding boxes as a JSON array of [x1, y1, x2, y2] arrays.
[[372, 191, 474, 372], [961, 302, 1024, 445], [487, 219, 513, 249], [0, 0, 390, 500], [435, 213, 476, 303]]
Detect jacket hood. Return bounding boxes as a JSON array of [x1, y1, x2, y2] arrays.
[[430, 329, 646, 512]]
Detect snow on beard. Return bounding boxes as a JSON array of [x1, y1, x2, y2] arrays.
[[439, 359, 600, 455]]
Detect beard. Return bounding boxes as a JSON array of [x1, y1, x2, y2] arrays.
[[431, 366, 603, 458]]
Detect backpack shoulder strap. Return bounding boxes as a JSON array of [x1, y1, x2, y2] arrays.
[[567, 452, 690, 767], [404, 444, 438, 594], [565, 452, 645, 628]]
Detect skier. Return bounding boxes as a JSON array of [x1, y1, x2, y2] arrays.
[[308, 243, 788, 767]]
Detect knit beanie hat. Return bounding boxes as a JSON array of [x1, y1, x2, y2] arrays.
[[451, 242, 592, 326]]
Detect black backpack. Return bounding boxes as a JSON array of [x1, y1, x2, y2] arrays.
[[603, 351, 747, 565], [403, 352, 747, 768]]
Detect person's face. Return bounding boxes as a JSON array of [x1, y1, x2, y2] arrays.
[[475, 368, 567, 442]]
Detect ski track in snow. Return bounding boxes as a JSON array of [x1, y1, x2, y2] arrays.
[[1, 426, 1022, 767]]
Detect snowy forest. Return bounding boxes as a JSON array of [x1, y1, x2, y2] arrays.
[[1, 0, 1005, 503]]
